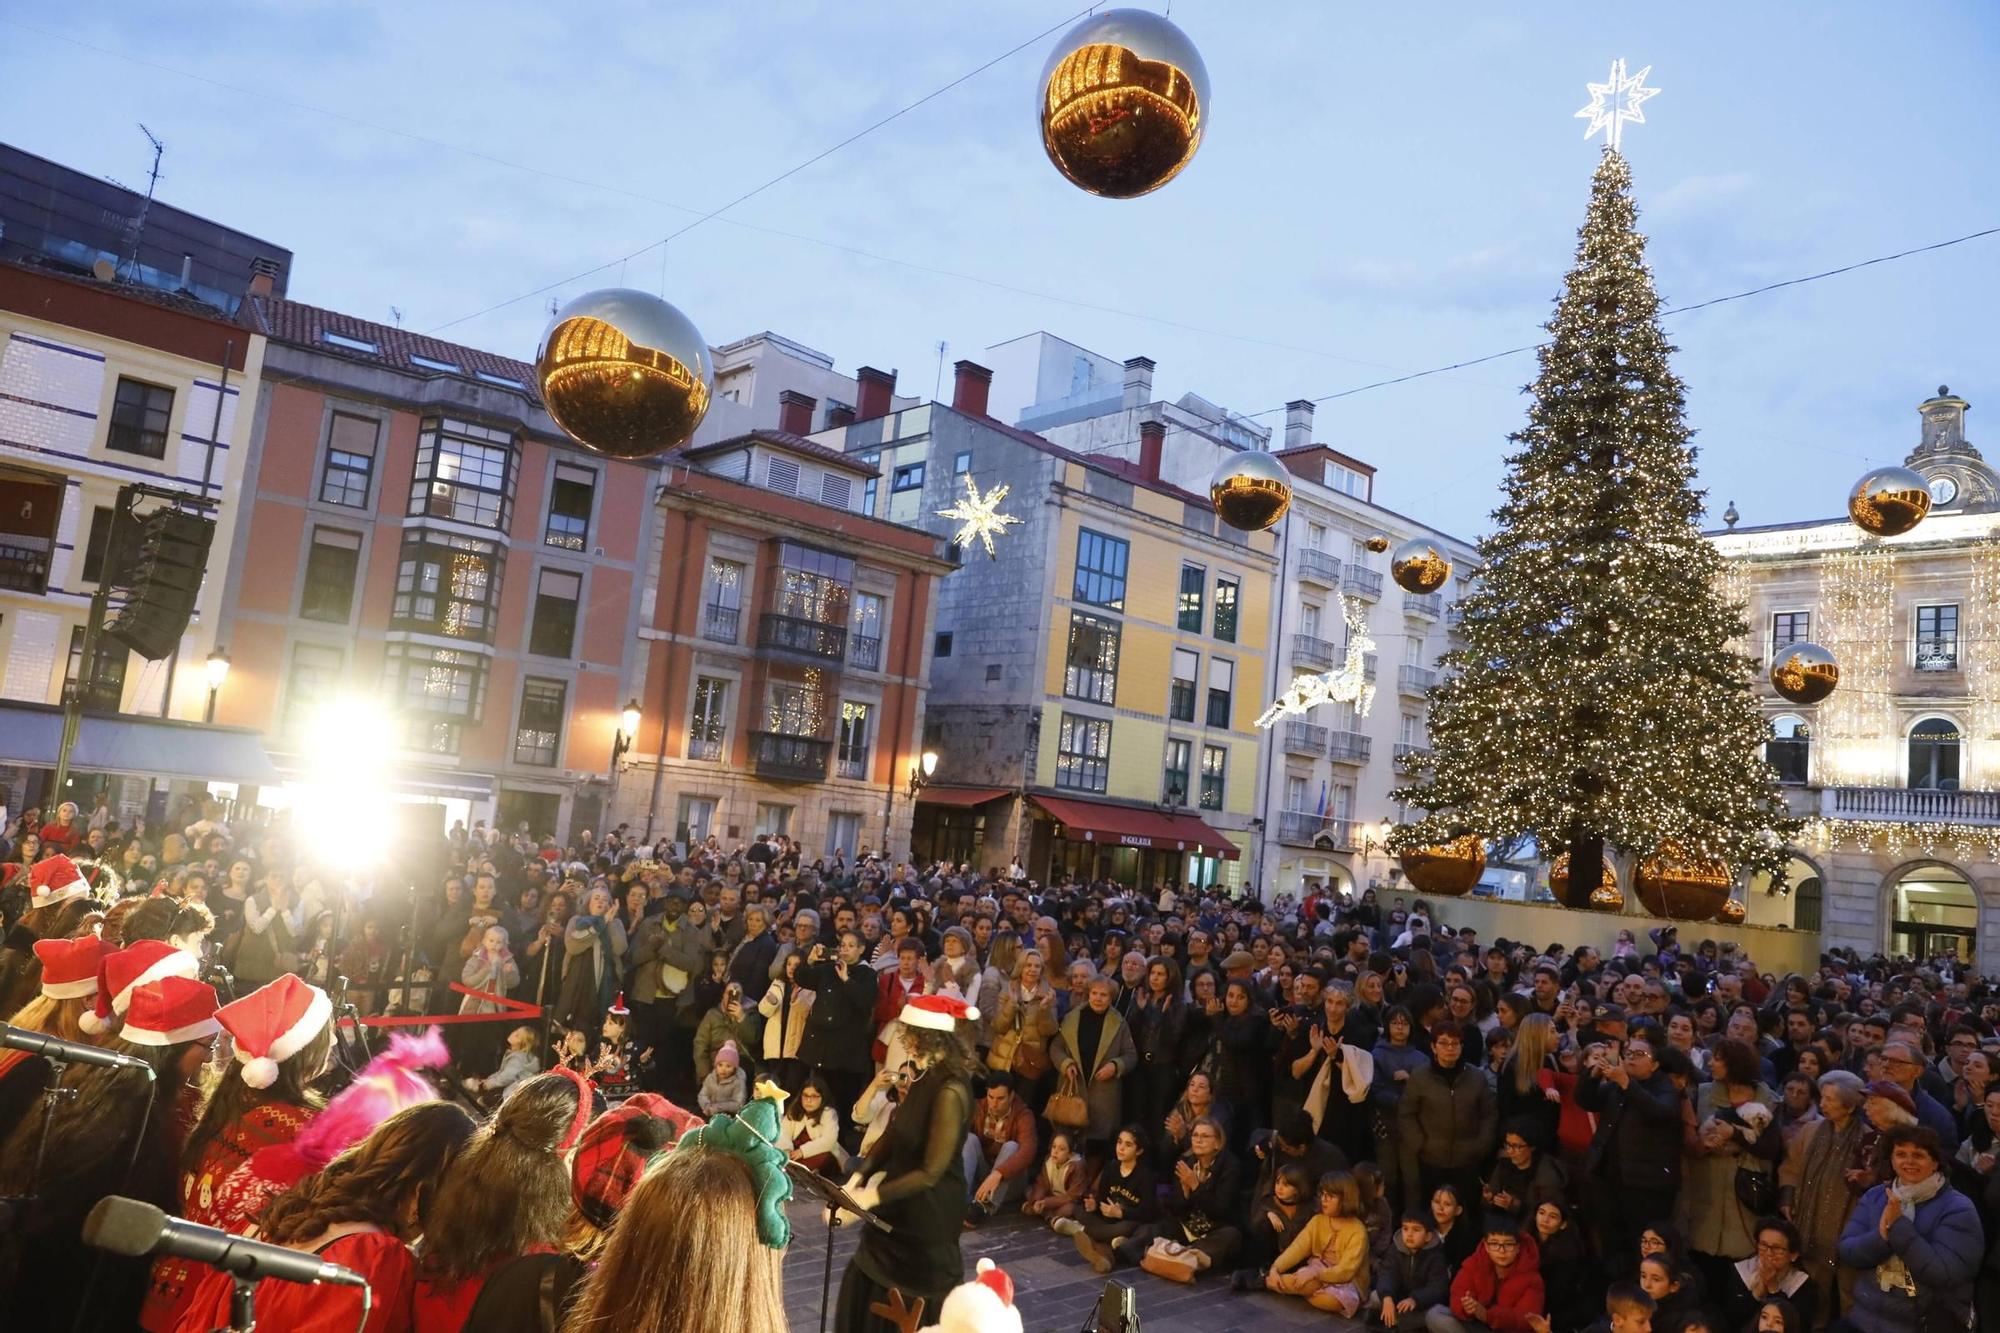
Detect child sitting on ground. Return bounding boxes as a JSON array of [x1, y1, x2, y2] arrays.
[[462, 1025, 541, 1104], [698, 1039, 748, 1117], [780, 1076, 847, 1174], [1263, 1170, 1371, 1315], [1530, 1278, 1655, 1333], [1370, 1210, 1450, 1329], [1021, 1130, 1087, 1227]]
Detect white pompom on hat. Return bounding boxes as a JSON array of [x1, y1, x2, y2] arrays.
[[216, 974, 333, 1088], [922, 1259, 1021, 1333]]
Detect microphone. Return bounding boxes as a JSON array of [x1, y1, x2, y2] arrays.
[[2, 1024, 155, 1075], [83, 1196, 367, 1287]]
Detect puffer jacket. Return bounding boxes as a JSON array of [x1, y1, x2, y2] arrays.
[[1399, 1059, 1497, 1172], [1447, 1232, 1544, 1333], [1835, 1180, 1982, 1333]]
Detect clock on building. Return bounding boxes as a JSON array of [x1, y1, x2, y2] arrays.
[[1928, 475, 1959, 507]]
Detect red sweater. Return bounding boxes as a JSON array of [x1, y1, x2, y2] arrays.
[[1448, 1234, 1544, 1333], [175, 1230, 414, 1333]]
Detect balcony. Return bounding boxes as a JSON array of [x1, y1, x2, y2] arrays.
[[1282, 721, 1329, 757], [701, 604, 740, 644], [849, 634, 882, 671], [1394, 742, 1430, 765], [1292, 633, 1337, 670], [1327, 730, 1372, 765], [1404, 592, 1442, 619], [1446, 606, 1465, 634], [758, 613, 847, 661], [835, 753, 869, 780], [1822, 786, 2000, 825], [1399, 664, 1436, 696], [1343, 566, 1383, 601], [1297, 548, 1342, 587], [1914, 638, 1960, 673], [1278, 812, 1357, 849], [749, 731, 832, 782], [1363, 653, 1378, 682]]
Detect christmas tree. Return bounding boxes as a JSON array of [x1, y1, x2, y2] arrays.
[[1391, 148, 1799, 891]]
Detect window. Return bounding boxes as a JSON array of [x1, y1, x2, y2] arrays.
[[385, 644, 488, 753], [1767, 714, 1810, 785], [1055, 713, 1111, 793], [107, 378, 173, 459], [1306, 522, 1327, 551], [755, 803, 794, 838], [1908, 716, 1962, 791], [985, 663, 1002, 682], [837, 701, 871, 779], [688, 676, 729, 761], [1163, 739, 1192, 805], [1793, 874, 1824, 933], [828, 811, 863, 857], [1064, 611, 1121, 705], [1170, 648, 1198, 722], [702, 557, 744, 643], [1284, 774, 1309, 813], [1350, 538, 1371, 565], [851, 593, 884, 670], [528, 568, 581, 658], [1771, 611, 1810, 651], [934, 631, 953, 657], [323, 331, 378, 353], [65, 625, 126, 709], [677, 795, 717, 846], [953, 451, 972, 477], [767, 455, 800, 496], [80, 506, 116, 584], [513, 678, 566, 766], [1916, 604, 1959, 671], [891, 462, 925, 492], [1332, 783, 1354, 820], [1199, 744, 1227, 809], [1206, 658, 1234, 729], [391, 529, 503, 642], [766, 681, 822, 737], [1325, 461, 1367, 498], [819, 472, 852, 509], [409, 353, 459, 374], [283, 642, 343, 733], [1300, 602, 1322, 639], [1177, 564, 1205, 631], [299, 528, 361, 622], [408, 417, 515, 530], [1400, 713, 1421, 745], [544, 463, 595, 550], [861, 453, 880, 514], [774, 542, 854, 626], [319, 413, 379, 508], [1213, 575, 1239, 642], [1073, 529, 1129, 610], [474, 371, 525, 390]]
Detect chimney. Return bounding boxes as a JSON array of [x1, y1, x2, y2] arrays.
[[1138, 419, 1165, 483], [952, 360, 993, 417], [1122, 356, 1155, 410], [777, 389, 817, 435], [826, 401, 855, 428], [247, 256, 281, 301], [1284, 399, 1315, 450], [855, 366, 896, 422], [247, 270, 274, 301]]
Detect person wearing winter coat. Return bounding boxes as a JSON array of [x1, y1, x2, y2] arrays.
[[1482, 1119, 1567, 1227], [1398, 1023, 1498, 1214], [1834, 1124, 1983, 1333], [1051, 975, 1138, 1149], [756, 950, 814, 1090], [1265, 1169, 1372, 1315], [1372, 1211, 1451, 1329], [800, 932, 881, 1141], [1429, 1219, 1545, 1333], [1575, 1034, 1684, 1281]]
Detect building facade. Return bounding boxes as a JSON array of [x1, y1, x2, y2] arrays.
[[1710, 385, 2000, 971]]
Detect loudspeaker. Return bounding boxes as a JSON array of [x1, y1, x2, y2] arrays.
[[104, 509, 215, 660]]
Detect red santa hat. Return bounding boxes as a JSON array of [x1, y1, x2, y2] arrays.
[[898, 993, 978, 1031], [81, 940, 200, 1035], [121, 976, 222, 1047], [923, 1260, 1021, 1333], [217, 974, 334, 1089], [29, 854, 90, 910], [33, 934, 108, 1001]]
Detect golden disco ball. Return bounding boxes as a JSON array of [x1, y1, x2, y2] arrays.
[[1398, 836, 1485, 898], [1715, 897, 1747, 925], [1039, 8, 1208, 198], [1847, 465, 1932, 537], [1364, 534, 1391, 554], [1769, 641, 1839, 705], [1587, 883, 1626, 912], [1209, 450, 1292, 531], [1389, 537, 1452, 594], [1635, 847, 1734, 921], [1549, 851, 1619, 910], [535, 289, 713, 459]]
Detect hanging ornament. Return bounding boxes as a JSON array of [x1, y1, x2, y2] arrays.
[[1398, 836, 1485, 897], [1635, 847, 1733, 921], [1715, 896, 1747, 926], [1039, 9, 1208, 199], [1587, 883, 1626, 912], [936, 475, 1022, 559], [1208, 450, 1292, 531], [1549, 851, 1619, 910], [1364, 534, 1391, 554], [535, 289, 713, 458], [1768, 642, 1839, 705], [1389, 537, 1452, 594], [1847, 466, 1931, 537]]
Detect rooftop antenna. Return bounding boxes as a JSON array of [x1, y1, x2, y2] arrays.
[[119, 124, 166, 282], [933, 340, 948, 399], [390, 306, 405, 327]]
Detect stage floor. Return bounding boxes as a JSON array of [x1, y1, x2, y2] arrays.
[[782, 1202, 1358, 1333]]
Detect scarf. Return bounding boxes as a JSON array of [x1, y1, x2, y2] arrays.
[[1875, 1172, 1947, 1296]]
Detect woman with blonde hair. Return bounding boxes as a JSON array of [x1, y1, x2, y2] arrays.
[[1496, 1012, 1561, 1148], [991, 947, 1059, 1107]]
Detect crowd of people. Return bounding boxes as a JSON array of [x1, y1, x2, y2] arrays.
[[3, 795, 1999, 1333]]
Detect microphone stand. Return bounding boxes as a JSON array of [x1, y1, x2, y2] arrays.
[[784, 1162, 889, 1333], [214, 1275, 257, 1333], [21, 1051, 79, 1224]]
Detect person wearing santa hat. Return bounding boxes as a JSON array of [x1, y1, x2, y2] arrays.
[[81, 937, 202, 1036], [0, 934, 111, 1139], [0, 975, 221, 1332], [836, 993, 979, 1333], [0, 852, 100, 1015], [141, 973, 334, 1331], [917, 1258, 1025, 1333]]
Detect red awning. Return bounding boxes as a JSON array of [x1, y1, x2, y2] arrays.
[[1028, 794, 1242, 860], [913, 785, 1013, 809]]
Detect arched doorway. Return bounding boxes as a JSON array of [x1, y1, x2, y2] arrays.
[[1887, 863, 1976, 964], [1907, 715, 1964, 790], [1767, 715, 1811, 785], [1746, 853, 1823, 930]]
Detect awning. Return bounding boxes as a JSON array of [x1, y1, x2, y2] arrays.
[[1028, 794, 1243, 859], [914, 785, 1013, 809], [0, 702, 280, 785]]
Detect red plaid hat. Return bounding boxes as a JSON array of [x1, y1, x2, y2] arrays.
[[569, 1094, 693, 1229]]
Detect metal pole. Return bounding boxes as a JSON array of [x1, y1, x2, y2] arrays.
[[50, 579, 113, 805]]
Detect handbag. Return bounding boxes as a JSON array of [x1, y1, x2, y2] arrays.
[[1047, 1068, 1090, 1130], [1012, 1038, 1051, 1081], [1734, 1163, 1777, 1215]]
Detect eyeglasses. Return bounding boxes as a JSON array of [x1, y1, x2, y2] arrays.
[[1755, 1241, 1793, 1255], [1485, 1239, 1520, 1250]]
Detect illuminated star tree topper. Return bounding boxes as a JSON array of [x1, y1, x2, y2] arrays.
[[1575, 57, 1659, 149], [937, 474, 1021, 559]]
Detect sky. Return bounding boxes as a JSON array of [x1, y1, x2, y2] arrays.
[[5, 2, 1998, 539]]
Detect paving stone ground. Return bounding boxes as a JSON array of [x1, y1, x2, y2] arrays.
[[780, 1202, 1344, 1333]]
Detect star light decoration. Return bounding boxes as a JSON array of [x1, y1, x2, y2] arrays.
[[937, 474, 1022, 559], [1258, 597, 1375, 728], [1575, 58, 1659, 150]]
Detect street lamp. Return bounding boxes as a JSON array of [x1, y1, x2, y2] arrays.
[[907, 749, 938, 797], [204, 647, 230, 724], [612, 699, 642, 768]]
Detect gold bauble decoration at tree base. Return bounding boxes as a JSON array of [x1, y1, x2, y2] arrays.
[[1549, 851, 1619, 910], [1587, 883, 1626, 912], [1208, 450, 1293, 531], [1769, 641, 1840, 705], [1398, 836, 1486, 898], [1635, 849, 1734, 921], [1715, 897, 1747, 925], [1389, 537, 1452, 594], [535, 289, 713, 459], [1364, 534, 1391, 554], [1039, 8, 1209, 199], [1847, 465, 1932, 538]]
